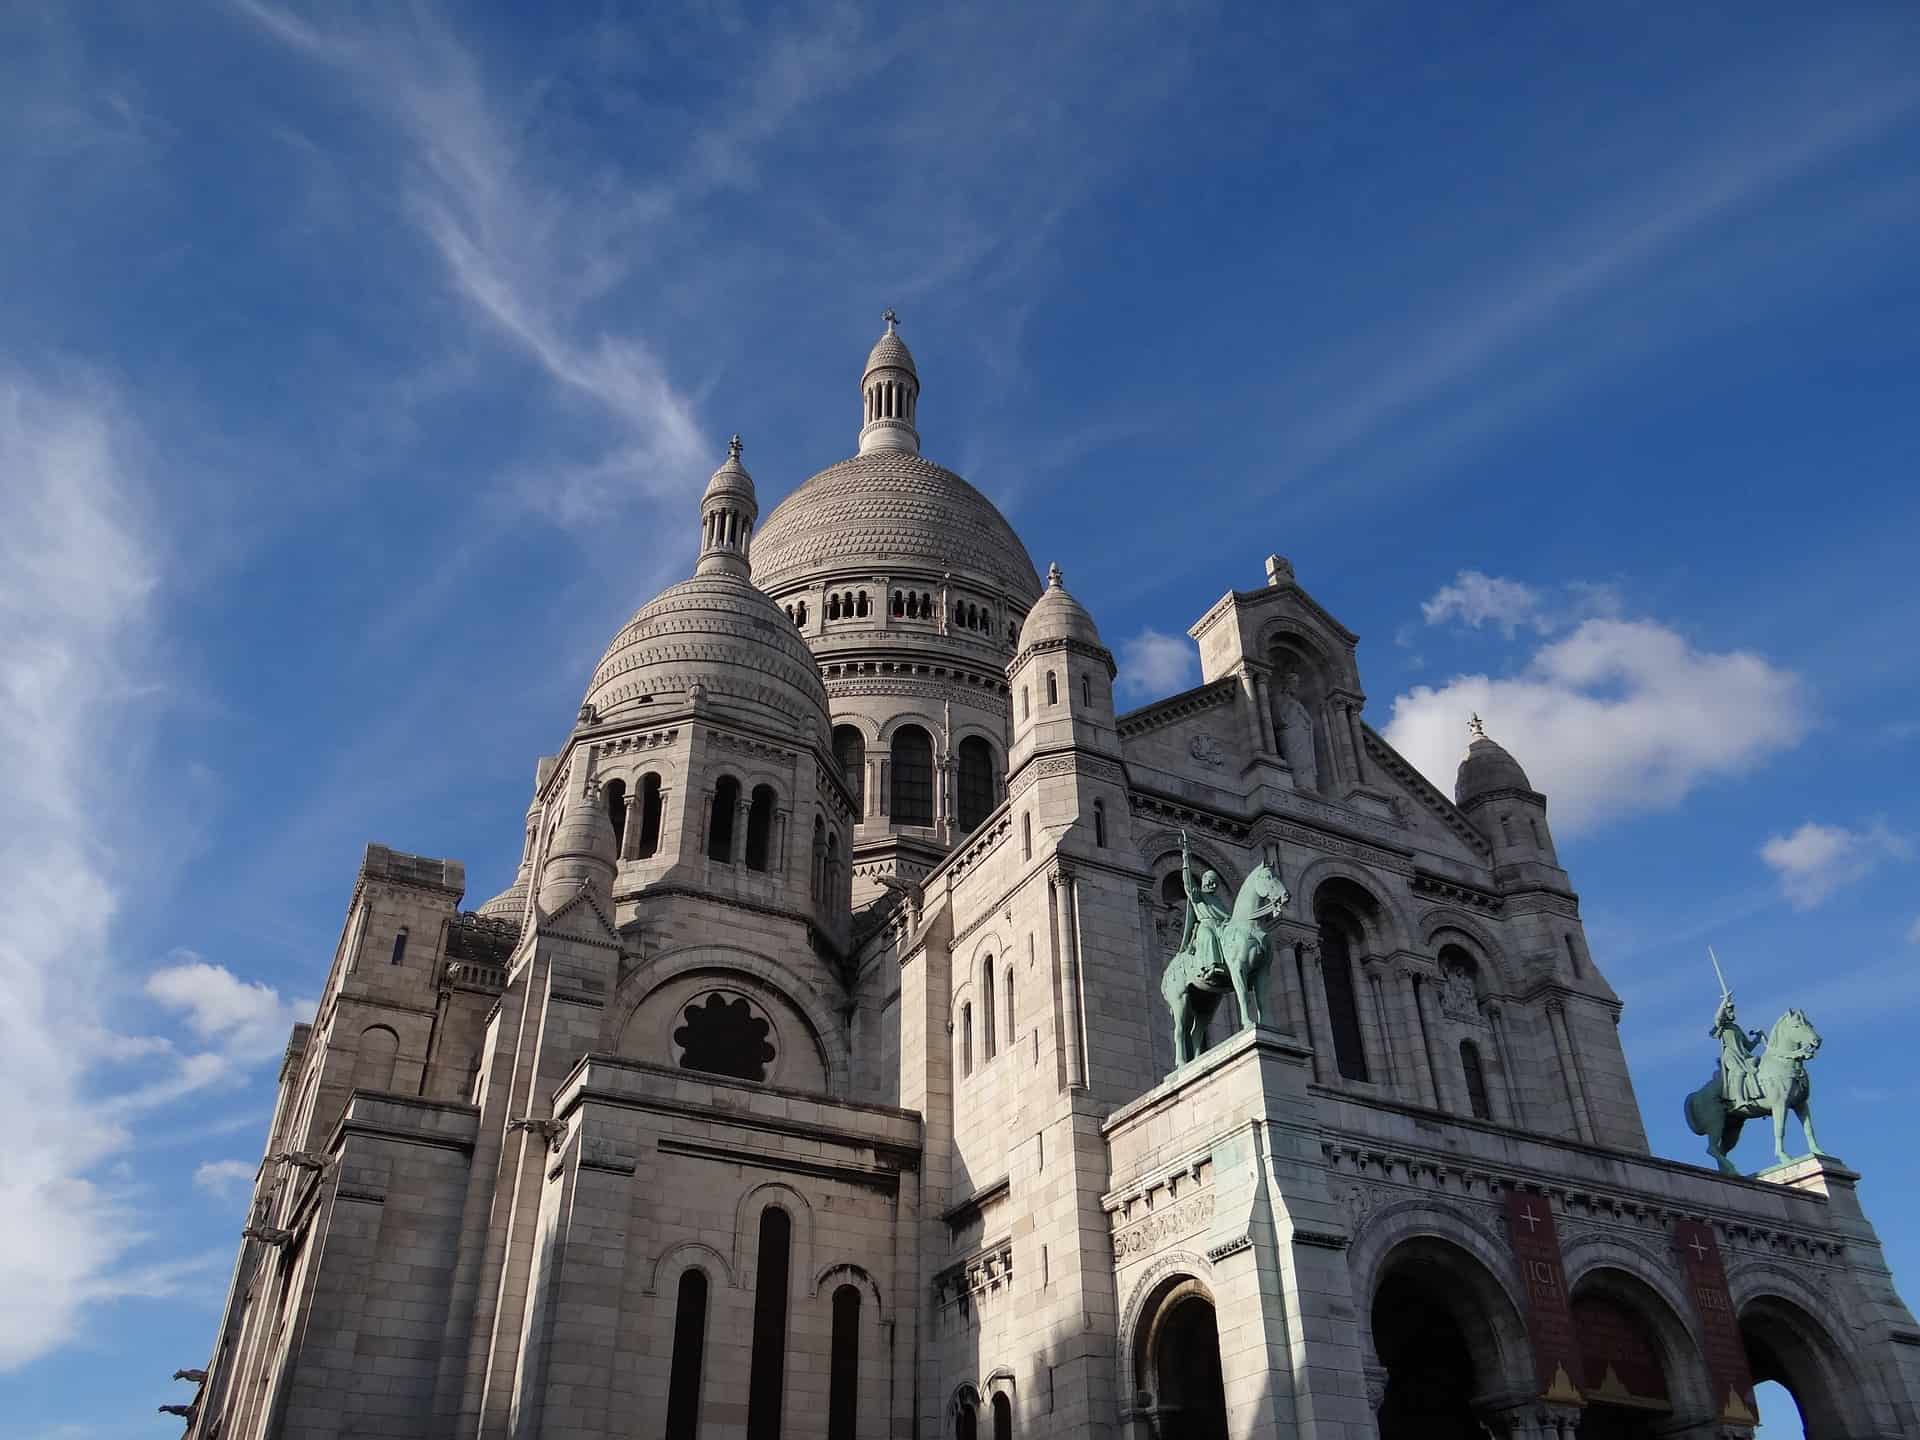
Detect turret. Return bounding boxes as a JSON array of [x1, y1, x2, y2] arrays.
[[696, 435, 758, 579], [535, 776, 619, 913], [1454, 714, 1558, 867], [856, 310, 920, 455]]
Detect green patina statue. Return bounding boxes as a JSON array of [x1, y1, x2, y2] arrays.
[[1684, 990, 1827, 1174], [1160, 829, 1290, 1065]]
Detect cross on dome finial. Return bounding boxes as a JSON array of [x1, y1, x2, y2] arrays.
[[1047, 562, 1063, 589], [882, 307, 898, 332], [1469, 713, 1487, 739], [727, 433, 743, 461]]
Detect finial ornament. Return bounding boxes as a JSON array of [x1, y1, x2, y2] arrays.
[[1469, 712, 1487, 739], [1047, 561, 1063, 589], [882, 307, 898, 332], [727, 433, 743, 461]]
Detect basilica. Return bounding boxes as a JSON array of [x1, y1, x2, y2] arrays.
[[177, 320, 1920, 1440]]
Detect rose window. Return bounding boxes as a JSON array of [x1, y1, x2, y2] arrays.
[[673, 991, 776, 1082]]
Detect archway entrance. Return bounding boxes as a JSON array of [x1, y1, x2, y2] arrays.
[[1741, 1293, 1855, 1438], [1137, 1279, 1228, 1440], [1569, 1282, 1674, 1440], [1373, 1267, 1480, 1439]]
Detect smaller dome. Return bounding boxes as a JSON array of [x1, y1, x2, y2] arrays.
[[537, 785, 618, 911], [702, 434, 756, 507], [1455, 715, 1534, 807], [1018, 562, 1104, 651], [864, 325, 917, 379], [476, 873, 529, 927]]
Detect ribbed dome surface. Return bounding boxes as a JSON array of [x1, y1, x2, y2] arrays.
[[751, 449, 1042, 599], [864, 328, 916, 376], [1018, 563, 1103, 650], [584, 573, 831, 736], [476, 874, 529, 924], [1455, 731, 1534, 806]]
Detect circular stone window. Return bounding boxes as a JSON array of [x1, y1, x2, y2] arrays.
[[673, 991, 777, 1083]]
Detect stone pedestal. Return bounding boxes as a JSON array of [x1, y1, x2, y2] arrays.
[[1103, 1026, 1371, 1440]]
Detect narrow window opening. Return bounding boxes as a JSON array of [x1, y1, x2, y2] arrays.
[[1500, 813, 1514, 845], [957, 736, 995, 831], [1046, 672, 1058, 706], [390, 928, 408, 966], [665, 1269, 708, 1440], [890, 726, 934, 827], [1021, 812, 1032, 861], [992, 1393, 1012, 1440], [827, 1285, 861, 1440], [960, 1003, 974, 1075], [708, 778, 739, 863], [1005, 966, 1015, 1048], [1317, 911, 1370, 1082], [833, 726, 866, 816], [1528, 816, 1542, 847], [1093, 799, 1107, 848], [1461, 1040, 1492, 1120], [746, 1207, 791, 1440], [982, 958, 997, 1060], [1081, 674, 1091, 707], [604, 778, 628, 851], [637, 774, 663, 858], [745, 785, 775, 872], [1021, 686, 1030, 720]]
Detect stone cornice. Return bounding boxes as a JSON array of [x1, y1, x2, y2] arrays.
[[1115, 677, 1239, 740]]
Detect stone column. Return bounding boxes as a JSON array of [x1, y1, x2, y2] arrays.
[[1326, 688, 1366, 788], [619, 791, 640, 862], [877, 758, 890, 817], [731, 794, 749, 866], [1488, 1005, 1527, 1127], [1251, 669, 1279, 755], [654, 786, 673, 859], [773, 809, 790, 873], [863, 758, 878, 820], [1051, 864, 1086, 1090], [1400, 969, 1440, 1108], [1298, 940, 1335, 1085], [1414, 973, 1456, 1113], [1269, 931, 1307, 1041], [1235, 664, 1266, 756], [1545, 1000, 1597, 1142], [1364, 962, 1400, 1091]]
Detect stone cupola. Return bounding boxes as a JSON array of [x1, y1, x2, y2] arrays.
[[857, 309, 920, 455], [1454, 714, 1558, 866], [697, 434, 758, 579]]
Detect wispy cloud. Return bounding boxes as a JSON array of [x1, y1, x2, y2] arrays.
[[1385, 615, 1805, 835], [1760, 821, 1911, 911], [1116, 628, 1199, 702], [192, 1159, 258, 1204]]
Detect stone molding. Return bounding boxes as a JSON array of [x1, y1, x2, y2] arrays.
[[1115, 677, 1238, 740], [1361, 726, 1495, 857]]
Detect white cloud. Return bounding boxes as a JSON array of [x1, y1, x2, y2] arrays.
[[1116, 628, 1198, 702], [146, 955, 310, 1065], [192, 1160, 258, 1203], [1421, 571, 1546, 636], [1759, 821, 1911, 910], [1384, 617, 1805, 835]]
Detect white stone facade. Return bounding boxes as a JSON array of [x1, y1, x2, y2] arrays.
[[179, 325, 1920, 1440]]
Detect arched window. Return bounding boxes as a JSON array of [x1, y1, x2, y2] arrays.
[[1461, 1040, 1492, 1120], [1528, 816, 1542, 847], [891, 726, 934, 827], [796, 600, 807, 626], [906, 592, 919, 619], [1021, 686, 1029, 720], [960, 1003, 974, 1075], [955, 599, 966, 626], [747, 1207, 791, 1440], [857, 591, 869, 618], [982, 957, 997, 1060], [745, 785, 775, 872], [1316, 907, 1370, 1082], [1046, 671, 1058, 706], [1093, 799, 1107, 848], [955, 1396, 978, 1440], [637, 773, 663, 858], [827, 1284, 861, 1440], [892, 590, 904, 617], [708, 777, 739, 863], [956, 736, 995, 831], [1160, 869, 1184, 910], [828, 593, 841, 620], [1081, 674, 1091, 707], [992, 1392, 1012, 1440], [665, 1269, 708, 1440], [833, 726, 865, 816], [352, 1026, 399, 1093], [390, 926, 409, 966], [604, 778, 628, 851]]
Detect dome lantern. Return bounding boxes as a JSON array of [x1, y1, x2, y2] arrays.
[[858, 309, 921, 455], [697, 434, 759, 579]]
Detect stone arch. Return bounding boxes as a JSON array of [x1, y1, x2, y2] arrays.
[[732, 1181, 815, 1291], [646, 1239, 736, 1294], [1416, 909, 1518, 994], [1347, 1199, 1534, 1405], [813, 1261, 885, 1313], [878, 710, 946, 749], [1562, 1240, 1720, 1421], [1137, 831, 1242, 891], [1294, 857, 1415, 955], [1117, 1250, 1216, 1390], [1730, 1264, 1880, 1437], [614, 943, 848, 1097], [1126, 1268, 1228, 1439]]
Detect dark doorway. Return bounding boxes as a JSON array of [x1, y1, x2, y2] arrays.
[[1153, 1295, 1228, 1440], [1373, 1268, 1480, 1440]]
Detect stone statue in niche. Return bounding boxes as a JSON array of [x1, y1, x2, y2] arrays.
[[1274, 670, 1319, 792], [1440, 961, 1479, 1020]]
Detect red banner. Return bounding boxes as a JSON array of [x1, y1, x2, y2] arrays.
[[1502, 1190, 1584, 1404], [1671, 1219, 1758, 1425]]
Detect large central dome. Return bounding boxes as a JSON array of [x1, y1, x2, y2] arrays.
[[751, 447, 1042, 598]]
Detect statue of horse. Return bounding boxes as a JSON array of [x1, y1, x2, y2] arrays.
[[1683, 1005, 1825, 1174], [1160, 861, 1289, 1065]]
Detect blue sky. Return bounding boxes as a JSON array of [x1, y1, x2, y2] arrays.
[[3, 3, 1917, 1435]]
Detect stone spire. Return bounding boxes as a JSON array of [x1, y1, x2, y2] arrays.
[[697, 434, 759, 578], [858, 309, 920, 455]]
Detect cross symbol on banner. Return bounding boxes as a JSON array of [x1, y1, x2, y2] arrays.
[[1520, 1203, 1542, 1233], [1688, 1235, 1710, 1261]]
